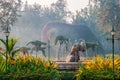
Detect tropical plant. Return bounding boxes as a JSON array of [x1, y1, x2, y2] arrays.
[[0, 37, 20, 59], [76, 55, 120, 80], [0, 54, 61, 79], [83, 55, 120, 70], [0, 54, 6, 72], [4, 54, 61, 80]]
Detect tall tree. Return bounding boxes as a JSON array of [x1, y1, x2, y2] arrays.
[[72, 6, 100, 39], [50, 0, 71, 22], [17, 0, 71, 29], [87, 0, 120, 52], [90, 0, 120, 32], [0, 0, 21, 30], [72, 10, 88, 25], [23, 1, 44, 27]]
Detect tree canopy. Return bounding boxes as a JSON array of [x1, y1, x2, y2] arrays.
[[90, 0, 120, 31], [0, 0, 21, 30]]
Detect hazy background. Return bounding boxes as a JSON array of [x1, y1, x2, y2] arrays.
[[1, 0, 120, 55], [9, 0, 90, 46]]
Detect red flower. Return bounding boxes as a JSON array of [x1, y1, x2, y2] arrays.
[[23, 50, 26, 56], [0, 47, 2, 51]]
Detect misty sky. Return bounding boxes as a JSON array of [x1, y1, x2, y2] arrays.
[[22, 0, 89, 13]]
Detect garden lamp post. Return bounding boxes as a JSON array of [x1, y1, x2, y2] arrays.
[[4, 27, 10, 72], [111, 26, 115, 80]]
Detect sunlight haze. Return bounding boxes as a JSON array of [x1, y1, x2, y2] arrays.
[[22, 0, 89, 12], [10, 0, 89, 46]]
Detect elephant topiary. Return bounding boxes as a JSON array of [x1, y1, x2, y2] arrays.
[[41, 22, 105, 57]]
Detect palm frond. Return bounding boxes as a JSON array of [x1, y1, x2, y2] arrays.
[[11, 48, 20, 57], [0, 60, 5, 72], [0, 39, 6, 48], [8, 38, 18, 55], [0, 52, 6, 57], [0, 37, 19, 58]]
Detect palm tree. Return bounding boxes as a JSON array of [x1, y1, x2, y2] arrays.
[[27, 40, 46, 57], [0, 37, 20, 59], [55, 35, 69, 60]]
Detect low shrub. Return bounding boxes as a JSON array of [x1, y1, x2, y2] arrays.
[[76, 55, 120, 80], [0, 71, 61, 80], [0, 55, 61, 80], [60, 72, 77, 80], [76, 68, 120, 80]]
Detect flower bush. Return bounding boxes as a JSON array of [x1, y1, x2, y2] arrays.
[[76, 55, 120, 80], [0, 54, 61, 80]]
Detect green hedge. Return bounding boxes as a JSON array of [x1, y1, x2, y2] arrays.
[[1, 70, 119, 80], [76, 69, 120, 80], [0, 71, 61, 80], [60, 72, 77, 80]]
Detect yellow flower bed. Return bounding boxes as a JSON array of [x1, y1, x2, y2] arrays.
[[82, 55, 120, 71]]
